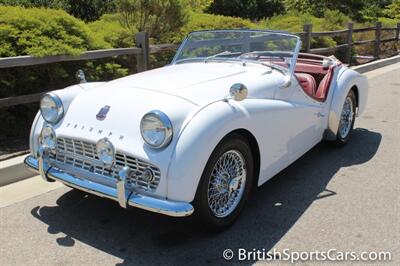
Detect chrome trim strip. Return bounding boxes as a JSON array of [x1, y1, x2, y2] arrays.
[[24, 155, 194, 217]]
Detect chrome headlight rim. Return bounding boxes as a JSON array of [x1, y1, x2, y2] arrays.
[[40, 92, 64, 124], [140, 110, 173, 149]]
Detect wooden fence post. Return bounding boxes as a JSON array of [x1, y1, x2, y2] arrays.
[[303, 24, 312, 53], [135, 32, 149, 72], [346, 22, 354, 65], [374, 22, 382, 59]]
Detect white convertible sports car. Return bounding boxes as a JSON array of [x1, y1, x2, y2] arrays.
[[25, 30, 368, 230]]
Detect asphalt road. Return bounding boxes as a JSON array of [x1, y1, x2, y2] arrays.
[[1, 63, 399, 265]]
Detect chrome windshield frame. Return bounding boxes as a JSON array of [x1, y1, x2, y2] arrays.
[[171, 29, 301, 75]]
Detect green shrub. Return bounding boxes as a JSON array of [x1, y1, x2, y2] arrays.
[[0, 6, 128, 141], [385, 0, 400, 20], [88, 14, 135, 47], [262, 10, 360, 61], [0, 6, 108, 57], [0, 0, 118, 22], [174, 11, 258, 42], [0, 0, 65, 9], [263, 11, 339, 48], [283, 0, 385, 22], [117, 0, 189, 43], [186, 0, 212, 12]]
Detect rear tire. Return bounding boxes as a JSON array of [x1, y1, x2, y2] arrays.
[[334, 90, 356, 146], [193, 134, 254, 232]]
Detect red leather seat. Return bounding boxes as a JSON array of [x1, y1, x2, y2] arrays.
[[315, 67, 334, 101], [295, 73, 316, 97]]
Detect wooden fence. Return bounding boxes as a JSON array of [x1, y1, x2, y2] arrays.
[[0, 22, 399, 108]]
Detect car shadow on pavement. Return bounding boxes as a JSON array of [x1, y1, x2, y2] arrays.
[[30, 128, 381, 265]]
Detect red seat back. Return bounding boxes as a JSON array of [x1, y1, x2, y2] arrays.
[[315, 67, 334, 101], [295, 73, 316, 97]]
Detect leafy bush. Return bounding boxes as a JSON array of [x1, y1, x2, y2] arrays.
[[117, 0, 189, 42], [0, 0, 65, 9], [186, 0, 212, 11], [0, 0, 118, 22], [384, 0, 400, 20], [263, 11, 345, 49], [283, 0, 390, 22], [88, 14, 135, 47], [0, 6, 108, 57], [0, 6, 128, 141], [174, 11, 258, 42]]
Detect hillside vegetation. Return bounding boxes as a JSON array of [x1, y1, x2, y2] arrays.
[[0, 0, 399, 142]]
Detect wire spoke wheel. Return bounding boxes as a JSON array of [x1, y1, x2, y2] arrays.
[[207, 150, 246, 218], [339, 96, 354, 139]]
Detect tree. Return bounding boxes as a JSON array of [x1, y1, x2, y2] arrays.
[[62, 0, 117, 22], [0, 0, 118, 22], [186, 0, 212, 12], [385, 0, 400, 19], [283, 0, 393, 21], [207, 0, 285, 21], [117, 0, 189, 42], [0, 0, 66, 8]]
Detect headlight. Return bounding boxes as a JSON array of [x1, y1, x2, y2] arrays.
[[140, 110, 173, 149], [96, 138, 115, 166], [40, 93, 64, 124], [40, 125, 56, 151]]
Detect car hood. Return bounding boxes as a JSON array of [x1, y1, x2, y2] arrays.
[[56, 62, 282, 159], [96, 62, 282, 106]]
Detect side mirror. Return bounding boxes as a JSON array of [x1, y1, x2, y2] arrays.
[[229, 83, 248, 101], [76, 69, 87, 84], [281, 76, 292, 89]]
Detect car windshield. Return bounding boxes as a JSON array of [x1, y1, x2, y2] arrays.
[[172, 30, 301, 73]]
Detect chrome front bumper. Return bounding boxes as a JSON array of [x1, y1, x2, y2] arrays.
[[24, 155, 194, 217]]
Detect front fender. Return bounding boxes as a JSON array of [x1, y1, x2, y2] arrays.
[[166, 100, 252, 202], [326, 68, 368, 140], [29, 83, 105, 157]]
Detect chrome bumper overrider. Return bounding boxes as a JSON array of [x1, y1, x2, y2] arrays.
[[24, 154, 193, 217]]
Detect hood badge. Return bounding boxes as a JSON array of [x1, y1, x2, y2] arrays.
[[96, 105, 110, 121]]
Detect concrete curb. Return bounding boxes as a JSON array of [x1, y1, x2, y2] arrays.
[[0, 154, 36, 187], [1, 55, 399, 187], [352, 55, 400, 73]]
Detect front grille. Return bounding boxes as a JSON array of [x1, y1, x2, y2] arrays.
[[49, 137, 161, 191]]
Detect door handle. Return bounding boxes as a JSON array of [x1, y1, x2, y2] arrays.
[[315, 112, 325, 118]]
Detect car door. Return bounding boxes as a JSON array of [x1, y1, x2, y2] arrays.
[[273, 74, 325, 161]]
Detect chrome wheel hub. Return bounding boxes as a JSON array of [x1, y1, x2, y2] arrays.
[[207, 150, 246, 218], [339, 96, 354, 139]]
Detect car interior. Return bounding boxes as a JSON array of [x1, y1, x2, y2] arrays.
[[293, 54, 336, 102], [263, 53, 336, 102]]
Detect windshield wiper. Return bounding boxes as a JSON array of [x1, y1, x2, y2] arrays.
[[239, 51, 292, 59], [204, 51, 241, 63], [238, 51, 291, 75], [242, 59, 289, 76]]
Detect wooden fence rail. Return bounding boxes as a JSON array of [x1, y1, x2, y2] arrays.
[[1, 22, 399, 108], [303, 22, 400, 64]]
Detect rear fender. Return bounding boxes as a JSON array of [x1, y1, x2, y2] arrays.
[[325, 68, 368, 140]]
